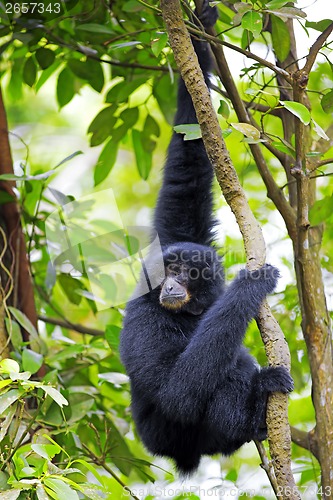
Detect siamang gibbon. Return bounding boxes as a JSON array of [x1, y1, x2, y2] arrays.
[[120, 1, 293, 475]]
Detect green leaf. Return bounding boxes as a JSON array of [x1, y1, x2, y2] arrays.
[[105, 324, 121, 351], [40, 385, 69, 407], [174, 124, 202, 140], [0, 490, 21, 499], [0, 379, 12, 390], [88, 106, 117, 147], [58, 274, 83, 305], [151, 32, 168, 57], [76, 23, 113, 34], [120, 107, 139, 128], [153, 74, 177, 124], [305, 19, 332, 32], [321, 90, 333, 113], [54, 151, 83, 168], [144, 114, 160, 137], [35, 48, 55, 69], [0, 389, 21, 414], [98, 372, 129, 386], [36, 484, 50, 500], [44, 478, 79, 500], [241, 29, 254, 50], [271, 14, 290, 62], [217, 99, 230, 119], [68, 59, 104, 92], [122, 0, 144, 12], [23, 57, 37, 87], [0, 358, 20, 374], [280, 101, 311, 125], [231, 122, 260, 140], [312, 120, 329, 141], [132, 129, 152, 180], [57, 68, 75, 108], [310, 196, 333, 225], [8, 307, 38, 339], [94, 138, 119, 186], [241, 11, 263, 38], [31, 444, 61, 460], [22, 349, 43, 374], [106, 77, 147, 104], [68, 58, 91, 80], [267, 7, 306, 19], [0, 171, 54, 181], [266, 0, 289, 8], [85, 59, 104, 92]]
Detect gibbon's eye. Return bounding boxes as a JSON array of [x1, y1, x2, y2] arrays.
[[167, 264, 182, 276]]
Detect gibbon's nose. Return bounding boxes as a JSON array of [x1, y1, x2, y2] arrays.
[[166, 284, 174, 293]]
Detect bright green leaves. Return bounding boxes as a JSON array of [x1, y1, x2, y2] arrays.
[[23, 56, 37, 87], [174, 124, 202, 140], [57, 68, 75, 108], [279, 101, 328, 139], [310, 195, 333, 226], [56, 58, 104, 108], [280, 101, 311, 125], [94, 139, 119, 186], [88, 106, 117, 147], [22, 349, 43, 374], [321, 90, 333, 113], [151, 32, 168, 57], [35, 48, 55, 69], [271, 14, 290, 62], [67, 58, 104, 92], [241, 11, 263, 39], [132, 129, 152, 180]]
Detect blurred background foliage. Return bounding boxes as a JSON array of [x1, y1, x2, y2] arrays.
[[0, 0, 332, 498]]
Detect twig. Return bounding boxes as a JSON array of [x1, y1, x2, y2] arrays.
[[303, 22, 333, 75], [186, 25, 293, 84], [255, 440, 279, 496], [290, 426, 319, 461], [81, 444, 140, 500], [38, 315, 104, 337]]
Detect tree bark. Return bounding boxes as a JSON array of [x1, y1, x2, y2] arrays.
[[0, 85, 38, 347]]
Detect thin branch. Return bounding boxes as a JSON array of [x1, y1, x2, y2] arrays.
[[255, 441, 279, 497], [42, 26, 171, 73], [210, 83, 280, 116], [303, 22, 333, 75], [38, 315, 104, 337], [186, 25, 293, 84], [314, 157, 333, 169], [290, 426, 319, 461], [82, 444, 140, 500]]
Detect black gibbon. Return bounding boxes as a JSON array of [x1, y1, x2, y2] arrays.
[[120, 1, 293, 475]]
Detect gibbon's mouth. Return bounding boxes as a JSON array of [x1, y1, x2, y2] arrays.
[[160, 294, 189, 310]]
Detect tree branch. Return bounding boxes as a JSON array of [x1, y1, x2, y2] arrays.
[[0, 85, 38, 344], [160, 2, 299, 498], [290, 426, 319, 461], [38, 315, 104, 337], [187, 25, 293, 84], [303, 22, 333, 75]]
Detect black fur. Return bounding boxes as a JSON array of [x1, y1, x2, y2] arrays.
[[120, 1, 293, 475]]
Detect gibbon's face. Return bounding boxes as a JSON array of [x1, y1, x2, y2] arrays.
[[159, 262, 190, 311], [158, 243, 224, 315]]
